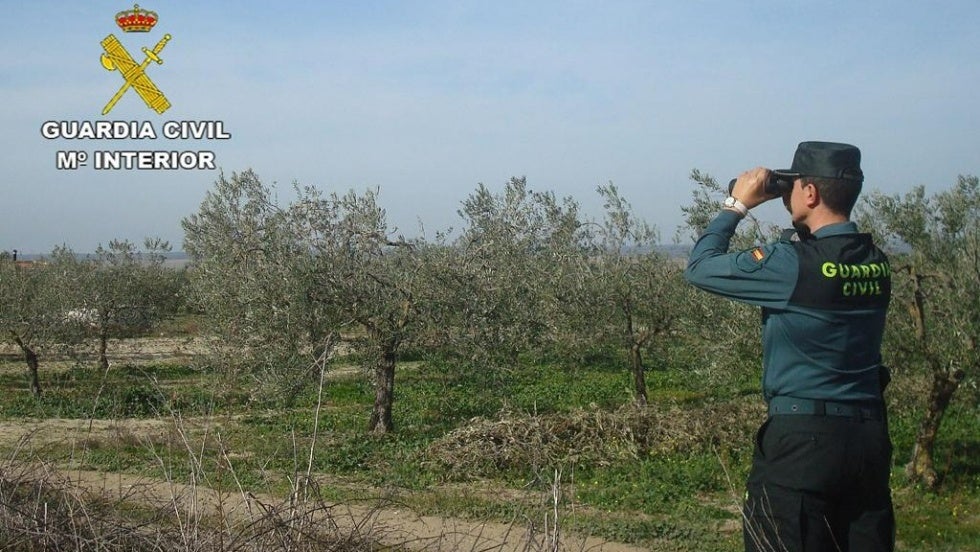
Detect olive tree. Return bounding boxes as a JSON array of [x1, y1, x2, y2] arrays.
[[183, 170, 430, 433], [860, 176, 980, 488], [0, 248, 80, 396], [68, 238, 182, 371], [182, 169, 338, 402], [444, 177, 586, 368], [291, 185, 427, 434], [566, 183, 689, 406]]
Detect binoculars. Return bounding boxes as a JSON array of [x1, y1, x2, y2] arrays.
[[728, 172, 796, 196]]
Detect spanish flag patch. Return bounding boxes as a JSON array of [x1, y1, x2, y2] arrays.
[[751, 248, 765, 262]]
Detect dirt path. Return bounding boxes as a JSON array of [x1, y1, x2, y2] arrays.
[[1, 418, 650, 552], [61, 468, 650, 552]]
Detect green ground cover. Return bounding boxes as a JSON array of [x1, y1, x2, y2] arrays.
[[1, 346, 977, 551]]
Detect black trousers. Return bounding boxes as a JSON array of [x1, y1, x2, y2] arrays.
[[743, 414, 895, 552]]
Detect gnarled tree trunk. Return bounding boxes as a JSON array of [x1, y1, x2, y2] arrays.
[[906, 368, 965, 489], [623, 302, 649, 407], [98, 327, 110, 372], [11, 333, 42, 397], [629, 342, 648, 407], [369, 338, 398, 434]]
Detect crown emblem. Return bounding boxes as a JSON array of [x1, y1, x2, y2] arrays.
[[115, 4, 158, 33]]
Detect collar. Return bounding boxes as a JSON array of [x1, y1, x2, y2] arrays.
[[812, 221, 858, 238]]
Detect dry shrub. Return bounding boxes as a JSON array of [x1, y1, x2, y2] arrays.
[[425, 401, 765, 479], [0, 463, 385, 551], [0, 463, 179, 551]]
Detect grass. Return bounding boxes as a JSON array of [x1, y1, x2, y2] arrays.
[[1, 341, 978, 551]]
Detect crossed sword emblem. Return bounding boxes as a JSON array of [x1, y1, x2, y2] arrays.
[[100, 33, 171, 115]]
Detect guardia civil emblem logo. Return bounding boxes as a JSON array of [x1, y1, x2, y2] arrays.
[[100, 4, 172, 115]]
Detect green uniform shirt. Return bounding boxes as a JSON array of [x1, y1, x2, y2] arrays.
[[684, 210, 890, 403]]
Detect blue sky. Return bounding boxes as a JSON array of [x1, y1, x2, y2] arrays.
[[2, 1, 978, 253]]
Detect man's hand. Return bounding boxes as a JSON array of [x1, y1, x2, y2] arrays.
[[730, 167, 779, 210]]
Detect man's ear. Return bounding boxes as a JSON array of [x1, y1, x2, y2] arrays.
[[804, 182, 820, 208]]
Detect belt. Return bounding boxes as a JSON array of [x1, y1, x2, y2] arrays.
[[768, 396, 883, 421]]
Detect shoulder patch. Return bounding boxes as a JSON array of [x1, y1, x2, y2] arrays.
[[734, 246, 772, 273]]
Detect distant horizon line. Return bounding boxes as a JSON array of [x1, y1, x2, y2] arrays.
[[7, 251, 190, 260], [8, 244, 695, 261]]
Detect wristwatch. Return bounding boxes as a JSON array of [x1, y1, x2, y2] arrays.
[[723, 196, 748, 217]]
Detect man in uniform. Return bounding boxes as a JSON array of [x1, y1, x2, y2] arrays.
[[684, 141, 894, 551]]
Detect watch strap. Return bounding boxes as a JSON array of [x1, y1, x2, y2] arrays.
[[725, 197, 748, 217]]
